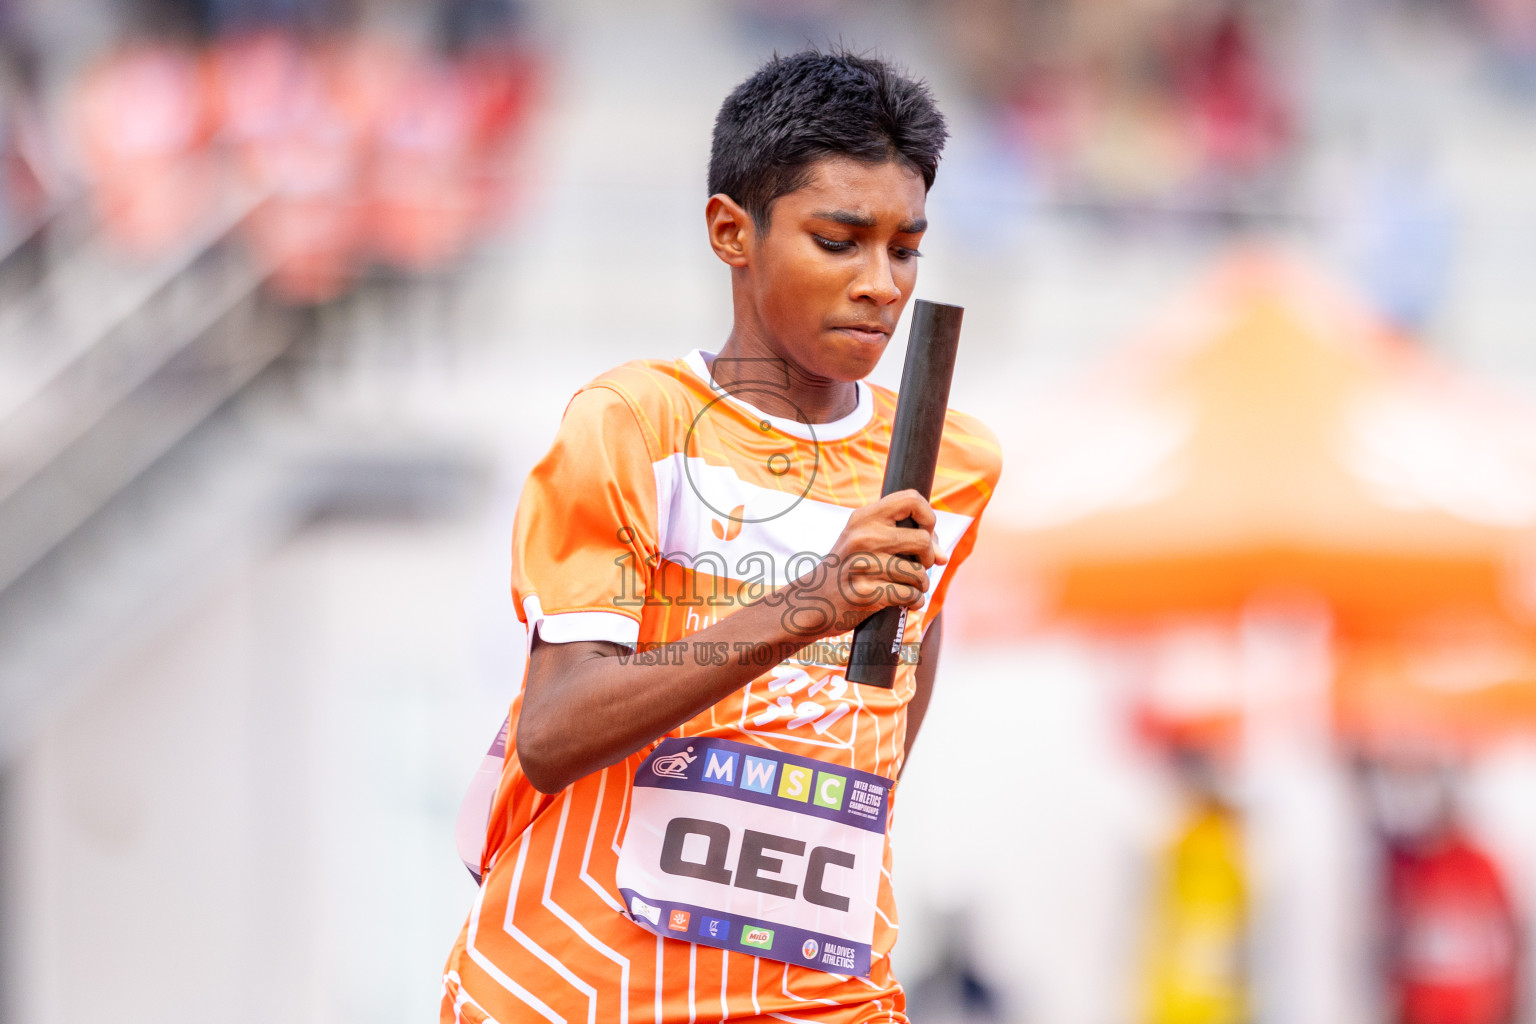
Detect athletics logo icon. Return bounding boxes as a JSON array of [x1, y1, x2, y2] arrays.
[[651, 746, 697, 779], [802, 939, 820, 960]]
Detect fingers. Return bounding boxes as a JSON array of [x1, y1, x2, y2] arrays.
[[836, 529, 944, 572], [835, 563, 925, 619], [827, 493, 948, 620], [885, 556, 931, 606], [891, 527, 940, 568], [845, 549, 933, 596], [847, 492, 943, 563], [837, 530, 937, 570], [880, 489, 937, 530], [871, 522, 945, 568]]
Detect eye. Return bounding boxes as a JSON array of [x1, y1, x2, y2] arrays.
[[892, 246, 923, 261], [813, 235, 853, 252]]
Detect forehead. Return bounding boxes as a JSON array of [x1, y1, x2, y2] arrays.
[[779, 155, 927, 224]]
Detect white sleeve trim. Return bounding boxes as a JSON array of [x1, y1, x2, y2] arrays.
[[522, 595, 640, 648]]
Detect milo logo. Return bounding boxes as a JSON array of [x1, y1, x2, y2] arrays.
[[740, 926, 774, 950]]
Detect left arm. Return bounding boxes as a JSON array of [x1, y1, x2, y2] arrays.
[[900, 614, 943, 776]]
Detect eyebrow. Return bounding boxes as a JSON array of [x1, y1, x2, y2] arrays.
[[811, 210, 927, 234]]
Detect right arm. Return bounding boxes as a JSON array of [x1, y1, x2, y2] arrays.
[[517, 489, 946, 793]]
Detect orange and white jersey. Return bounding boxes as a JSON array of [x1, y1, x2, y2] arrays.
[[443, 350, 1001, 1024]]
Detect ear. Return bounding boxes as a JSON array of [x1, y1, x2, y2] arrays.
[[705, 193, 754, 268]]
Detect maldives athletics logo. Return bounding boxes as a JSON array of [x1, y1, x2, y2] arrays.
[[801, 938, 820, 961]]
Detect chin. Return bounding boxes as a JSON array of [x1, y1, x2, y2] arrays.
[[817, 335, 887, 381]]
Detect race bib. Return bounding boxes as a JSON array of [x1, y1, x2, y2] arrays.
[[615, 737, 891, 977]]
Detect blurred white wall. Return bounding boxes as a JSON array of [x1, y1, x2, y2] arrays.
[[3, 517, 517, 1023]]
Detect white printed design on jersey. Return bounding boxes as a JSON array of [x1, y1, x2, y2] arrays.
[[744, 664, 859, 749], [651, 452, 974, 604]]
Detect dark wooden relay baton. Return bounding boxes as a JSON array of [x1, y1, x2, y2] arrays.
[[845, 299, 963, 688]]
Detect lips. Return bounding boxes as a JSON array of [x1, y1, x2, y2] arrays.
[[831, 324, 890, 344]]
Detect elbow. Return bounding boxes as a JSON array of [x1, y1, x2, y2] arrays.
[[516, 715, 575, 795]]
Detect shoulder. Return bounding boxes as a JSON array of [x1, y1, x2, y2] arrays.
[[567, 358, 710, 454], [935, 404, 1004, 514], [558, 358, 710, 460], [940, 406, 1003, 484], [864, 380, 1003, 489]]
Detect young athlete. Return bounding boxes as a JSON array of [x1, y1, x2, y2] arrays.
[[441, 49, 1002, 1024]]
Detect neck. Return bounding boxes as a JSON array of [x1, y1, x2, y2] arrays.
[[708, 330, 858, 425]]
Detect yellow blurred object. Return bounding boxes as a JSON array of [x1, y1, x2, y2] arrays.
[[1143, 802, 1250, 1024]]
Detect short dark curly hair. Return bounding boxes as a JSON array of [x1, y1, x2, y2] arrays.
[[708, 48, 948, 229]]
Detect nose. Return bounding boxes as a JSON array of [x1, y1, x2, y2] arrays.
[[849, 250, 901, 306]]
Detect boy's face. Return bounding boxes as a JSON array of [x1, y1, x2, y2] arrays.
[[729, 155, 928, 382]]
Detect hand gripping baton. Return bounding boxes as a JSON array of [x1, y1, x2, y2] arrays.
[[845, 299, 963, 688]]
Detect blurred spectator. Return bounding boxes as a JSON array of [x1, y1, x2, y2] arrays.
[[49, 19, 544, 302], [69, 39, 217, 256], [0, 47, 55, 245], [367, 55, 479, 275], [1141, 750, 1249, 1024], [1473, 0, 1536, 94], [438, 0, 526, 54], [1366, 757, 1522, 1024], [729, 0, 842, 50], [205, 0, 340, 40], [903, 908, 1009, 1024], [1174, 9, 1289, 210], [940, 0, 1293, 219], [212, 29, 367, 301], [1341, 142, 1456, 335]]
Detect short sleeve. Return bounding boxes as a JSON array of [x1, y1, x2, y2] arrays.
[[923, 415, 1004, 626], [511, 385, 660, 647]]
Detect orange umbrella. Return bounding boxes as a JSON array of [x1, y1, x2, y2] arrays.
[[958, 250, 1536, 639]]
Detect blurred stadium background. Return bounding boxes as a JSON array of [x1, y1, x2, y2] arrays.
[[3, 0, 1536, 1022]]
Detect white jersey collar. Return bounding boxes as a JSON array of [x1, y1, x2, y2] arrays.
[[681, 349, 875, 442]]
